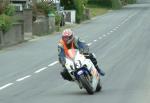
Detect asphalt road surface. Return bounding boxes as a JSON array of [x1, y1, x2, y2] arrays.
[[0, 1, 150, 103]]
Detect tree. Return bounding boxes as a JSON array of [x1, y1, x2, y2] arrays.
[[0, 0, 15, 32], [111, 0, 122, 9], [60, 0, 75, 10], [60, 0, 87, 23], [127, 0, 136, 4]]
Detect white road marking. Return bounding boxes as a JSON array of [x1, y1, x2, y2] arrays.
[[48, 61, 59, 67], [122, 20, 127, 24], [94, 40, 97, 42], [118, 25, 121, 27], [16, 75, 31, 82], [107, 33, 110, 35], [99, 37, 102, 39], [87, 43, 92, 46], [121, 22, 125, 24], [0, 83, 14, 90], [103, 34, 106, 37], [113, 28, 117, 31], [34, 67, 48, 73], [116, 26, 119, 29], [110, 30, 114, 33]]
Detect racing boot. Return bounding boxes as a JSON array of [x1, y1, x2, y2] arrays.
[[95, 65, 105, 76], [60, 68, 73, 81]]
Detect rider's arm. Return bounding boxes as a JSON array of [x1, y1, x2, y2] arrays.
[[58, 45, 66, 66], [75, 37, 89, 53]]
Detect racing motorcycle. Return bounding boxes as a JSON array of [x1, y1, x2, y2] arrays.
[[64, 49, 102, 94]]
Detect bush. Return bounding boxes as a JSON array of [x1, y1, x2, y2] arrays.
[[34, 1, 55, 16], [4, 4, 16, 16], [88, 0, 112, 7], [0, 14, 13, 32], [61, 0, 87, 23], [60, 0, 75, 10], [127, 0, 136, 4], [55, 13, 61, 25], [0, 2, 15, 33], [111, 0, 122, 9], [74, 0, 85, 23]]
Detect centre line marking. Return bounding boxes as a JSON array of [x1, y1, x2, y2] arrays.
[[34, 67, 48, 73], [107, 33, 110, 35], [99, 37, 102, 39], [16, 75, 31, 82], [94, 40, 97, 42], [0, 83, 14, 90], [48, 61, 59, 67], [87, 43, 92, 46], [103, 34, 106, 37], [113, 28, 117, 31]]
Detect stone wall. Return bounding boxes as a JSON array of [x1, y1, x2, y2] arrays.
[[23, 9, 32, 33], [15, 9, 32, 40], [32, 16, 49, 36], [0, 23, 24, 48], [23, 9, 33, 40]]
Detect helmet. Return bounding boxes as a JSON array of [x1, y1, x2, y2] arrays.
[[62, 28, 74, 44]]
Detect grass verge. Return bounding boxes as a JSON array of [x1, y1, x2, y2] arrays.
[[87, 4, 110, 17]]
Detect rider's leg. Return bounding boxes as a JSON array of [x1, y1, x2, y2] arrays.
[[88, 53, 105, 76]]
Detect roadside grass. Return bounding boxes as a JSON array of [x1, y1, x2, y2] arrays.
[[87, 4, 110, 17]]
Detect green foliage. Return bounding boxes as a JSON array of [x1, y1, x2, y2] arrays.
[[0, 1, 15, 32], [82, 0, 88, 7], [87, 3, 109, 17], [55, 13, 61, 26], [73, 0, 85, 23], [120, 0, 128, 5], [34, 1, 55, 15], [54, 13, 61, 31], [0, 14, 13, 32], [61, 0, 87, 23], [111, 0, 122, 9], [4, 4, 16, 16], [88, 0, 112, 7], [60, 0, 75, 10], [127, 0, 136, 4]]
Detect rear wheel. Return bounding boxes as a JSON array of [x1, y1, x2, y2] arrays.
[[79, 74, 94, 94]]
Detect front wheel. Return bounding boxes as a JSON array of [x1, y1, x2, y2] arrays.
[[96, 79, 102, 92], [79, 74, 94, 94]]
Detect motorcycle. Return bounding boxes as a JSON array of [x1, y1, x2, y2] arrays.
[[64, 49, 102, 94]]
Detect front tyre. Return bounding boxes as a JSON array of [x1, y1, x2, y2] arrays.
[[96, 79, 102, 92], [79, 74, 94, 94]]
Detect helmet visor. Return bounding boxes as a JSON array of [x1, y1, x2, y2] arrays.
[[62, 35, 73, 43]]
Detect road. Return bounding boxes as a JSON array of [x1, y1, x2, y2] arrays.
[[0, 1, 150, 103]]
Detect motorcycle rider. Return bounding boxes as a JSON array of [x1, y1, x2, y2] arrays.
[[58, 28, 105, 81]]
